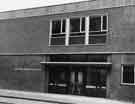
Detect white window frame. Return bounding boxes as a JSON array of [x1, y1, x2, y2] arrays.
[[69, 16, 86, 45], [69, 17, 86, 34], [89, 15, 108, 33], [121, 64, 135, 85], [85, 16, 89, 45], [52, 19, 66, 35], [49, 14, 108, 46], [88, 15, 108, 45], [49, 19, 66, 46], [101, 15, 108, 32], [65, 18, 70, 46]]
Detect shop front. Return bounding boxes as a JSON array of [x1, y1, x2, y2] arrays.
[[41, 54, 111, 98]]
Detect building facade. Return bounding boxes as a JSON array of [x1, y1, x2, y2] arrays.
[[0, 0, 134, 102]]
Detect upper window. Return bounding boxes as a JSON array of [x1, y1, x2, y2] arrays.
[[50, 19, 66, 45], [121, 64, 135, 85], [70, 17, 85, 32], [89, 15, 108, 44], [52, 19, 66, 34], [49, 15, 108, 46], [89, 15, 107, 32], [69, 17, 85, 45]]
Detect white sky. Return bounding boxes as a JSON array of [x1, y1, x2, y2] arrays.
[[0, 0, 87, 12]]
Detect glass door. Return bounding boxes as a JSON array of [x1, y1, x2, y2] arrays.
[[69, 71, 85, 95]]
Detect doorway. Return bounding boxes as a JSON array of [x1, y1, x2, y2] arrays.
[[69, 71, 84, 95], [68, 66, 87, 95]]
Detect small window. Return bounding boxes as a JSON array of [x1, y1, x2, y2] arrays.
[[121, 64, 135, 85], [50, 19, 66, 45], [69, 17, 85, 45]]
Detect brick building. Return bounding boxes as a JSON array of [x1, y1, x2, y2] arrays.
[[0, 0, 134, 102]]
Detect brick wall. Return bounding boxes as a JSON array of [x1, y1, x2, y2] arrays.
[[0, 56, 44, 92]]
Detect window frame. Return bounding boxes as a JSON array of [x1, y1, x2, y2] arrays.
[[51, 19, 66, 35], [121, 64, 135, 85], [69, 17, 85, 33], [49, 19, 66, 46], [88, 15, 108, 45], [89, 15, 108, 33], [69, 17, 86, 45], [49, 14, 108, 46]]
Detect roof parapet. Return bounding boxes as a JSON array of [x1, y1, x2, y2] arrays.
[[0, 0, 134, 20]]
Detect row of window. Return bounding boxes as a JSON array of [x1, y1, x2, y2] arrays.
[[49, 15, 108, 46], [121, 64, 135, 85]]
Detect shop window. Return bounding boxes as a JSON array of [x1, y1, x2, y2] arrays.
[[121, 64, 135, 85], [48, 66, 68, 94], [69, 17, 85, 45], [89, 15, 108, 44], [50, 19, 66, 45], [49, 70, 66, 84], [88, 69, 107, 87]]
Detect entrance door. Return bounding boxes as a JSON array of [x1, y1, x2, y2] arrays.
[[69, 71, 85, 95]]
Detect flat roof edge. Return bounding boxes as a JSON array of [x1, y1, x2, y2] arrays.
[[0, 0, 134, 20]]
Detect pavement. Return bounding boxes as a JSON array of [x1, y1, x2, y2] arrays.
[[0, 96, 131, 104], [0, 89, 132, 104], [0, 96, 62, 104]]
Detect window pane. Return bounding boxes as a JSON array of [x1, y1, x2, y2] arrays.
[[70, 54, 86, 62], [123, 65, 134, 83], [51, 37, 65, 45], [103, 16, 107, 30], [69, 36, 85, 44], [89, 36, 106, 44], [70, 18, 80, 32], [62, 19, 66, 33], [48, 67, 68, 94], [89, 16, 101, 31], [52, 34, 65, 37], [50, 55, 70, 62], [89, 31, 107, 35], [87, 55, 107, 62], [88, 69, 107, 87], [52, 20, 61, 34], [81, 17, 85, 31], [70, 32, 85, 36]]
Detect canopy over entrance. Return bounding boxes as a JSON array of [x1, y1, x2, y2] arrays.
[[40, 61, 112, 67]]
